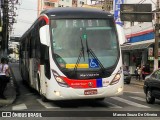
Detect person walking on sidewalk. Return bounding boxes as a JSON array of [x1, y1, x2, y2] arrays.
[[135, 66, 141, 81], [142, 64, 150, 80], [0, 57, 10, 99]]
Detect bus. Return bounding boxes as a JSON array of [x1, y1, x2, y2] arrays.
[[19, 8, 124, 101]]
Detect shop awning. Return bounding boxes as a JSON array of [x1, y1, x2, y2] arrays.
[[121, 40, 154, 51]]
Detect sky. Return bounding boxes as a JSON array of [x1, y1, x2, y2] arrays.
[[12, 0, 93, 37], [11, 0, 157, 37], [12, 0, 38, 37]]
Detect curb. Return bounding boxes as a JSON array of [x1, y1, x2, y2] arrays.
[[9, 64, 19, 103]]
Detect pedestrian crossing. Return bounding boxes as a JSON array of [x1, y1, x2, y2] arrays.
[[12, 103, 27, 110], [129, 96, 146, 102], [9, 95, 155, 111], [36, 99, 60, 109], [110, 97, 150, 108]]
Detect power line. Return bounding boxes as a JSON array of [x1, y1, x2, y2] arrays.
[[150, 0, 156, 5]]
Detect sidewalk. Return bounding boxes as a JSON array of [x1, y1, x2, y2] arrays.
[[130, 76, 144, 87], [0, 63, 17, 108]]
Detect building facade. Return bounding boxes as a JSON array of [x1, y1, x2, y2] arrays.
[[100, 0, 157, 74], [121, 0, 157, 74], [38, 0, 87, 15]]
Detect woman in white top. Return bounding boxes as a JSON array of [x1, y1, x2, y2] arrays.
[[136, 66, 141, 81], [0, 57, 10, 99]]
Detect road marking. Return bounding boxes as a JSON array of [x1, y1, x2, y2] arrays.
[[105, 101, 122, 108], [110, 97, 150, 108], [124, 91, 144, 94], [12, 103, 27, 110], [37, 99, 60, 109], [130, 96, 146, 102]]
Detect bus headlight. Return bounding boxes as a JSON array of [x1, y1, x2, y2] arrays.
[[110, 73, 121, 85], [52, 70, 69, 87], [55, 76, 65, 83]]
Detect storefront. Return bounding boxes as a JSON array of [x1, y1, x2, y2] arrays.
[[121, 40, 154, 74]]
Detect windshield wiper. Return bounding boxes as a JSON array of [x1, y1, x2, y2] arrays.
[[74, 37, 85, 73], [85, 36, 106, 73]]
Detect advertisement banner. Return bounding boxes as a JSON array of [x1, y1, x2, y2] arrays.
[[114, 0, 124, 26]]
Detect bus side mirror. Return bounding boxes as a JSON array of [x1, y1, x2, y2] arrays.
[[39, 25, 50, 47], [116, 24, 126, 45]]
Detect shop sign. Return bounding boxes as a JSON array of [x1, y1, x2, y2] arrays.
[[114, 0, 124, 26], [148, 47, 153, 56], [148, 57, 160, 60]]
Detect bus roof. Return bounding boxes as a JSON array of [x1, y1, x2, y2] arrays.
[[41, 7, 113, 19]]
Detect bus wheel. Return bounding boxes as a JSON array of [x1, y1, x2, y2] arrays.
[[95, 98, 105, 101], [37, 74, 41, 93], [41, 95, 48, 102]]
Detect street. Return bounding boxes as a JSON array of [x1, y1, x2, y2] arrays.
[[0, 0, 160, 120], [1, 80, 160, 111], [0, 64, 160, 119], [0, 63, 159, 120]]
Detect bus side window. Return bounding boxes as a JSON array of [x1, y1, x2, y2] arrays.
[[39, 19, 51, 79]]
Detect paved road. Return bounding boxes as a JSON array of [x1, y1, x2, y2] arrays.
[[1, 69, 160, 111], [1, 63, 160, 120]]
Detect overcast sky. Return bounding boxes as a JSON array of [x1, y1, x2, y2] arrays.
[[12, 0, 156, 37], [12, 0, 38, 37], [12, 0, 94, 37]]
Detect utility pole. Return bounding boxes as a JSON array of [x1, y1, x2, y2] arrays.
[[2, 0, 9, 56], [1, 0, 18, 57], [154, 0, 160, 70]]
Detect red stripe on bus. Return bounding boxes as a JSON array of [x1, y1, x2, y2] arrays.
[[62, 77, 97, 89], [39, 16, 49, 24]]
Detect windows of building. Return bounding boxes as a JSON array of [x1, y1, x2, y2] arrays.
[[44, 2, 55, 7]]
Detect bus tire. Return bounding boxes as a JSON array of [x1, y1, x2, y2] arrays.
[[95, 98, 105, 101], [37, 74, 41, 93], [41, 95, 48, 102]]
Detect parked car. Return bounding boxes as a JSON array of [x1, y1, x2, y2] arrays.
[[143, 69, 160, 104], [123, 69, 131, 84]]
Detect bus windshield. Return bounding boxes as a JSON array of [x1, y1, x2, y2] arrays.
[[50, 19, 119, 70]]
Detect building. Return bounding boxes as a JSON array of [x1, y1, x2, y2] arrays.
[[121, 0, 157, 74], [38, 0, 59, 15], [103, 0, 113, 11], [38, 0, 87, 15], [99, 0, 157, 73]]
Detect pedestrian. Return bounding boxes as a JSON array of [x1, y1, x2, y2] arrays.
[[142, 65, 150, 80], [0, 57, 10, 99], [142, 65, 146, 80], [136, 66, 141, 81], [134, 67, 138, 79]]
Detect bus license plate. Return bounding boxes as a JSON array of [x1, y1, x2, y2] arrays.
[[84, 89, 97, 95]]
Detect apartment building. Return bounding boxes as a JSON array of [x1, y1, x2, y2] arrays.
[[38, 0, 87, 15]]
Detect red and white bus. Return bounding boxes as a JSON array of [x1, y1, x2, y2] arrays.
[[19, 8, 124, 101]]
